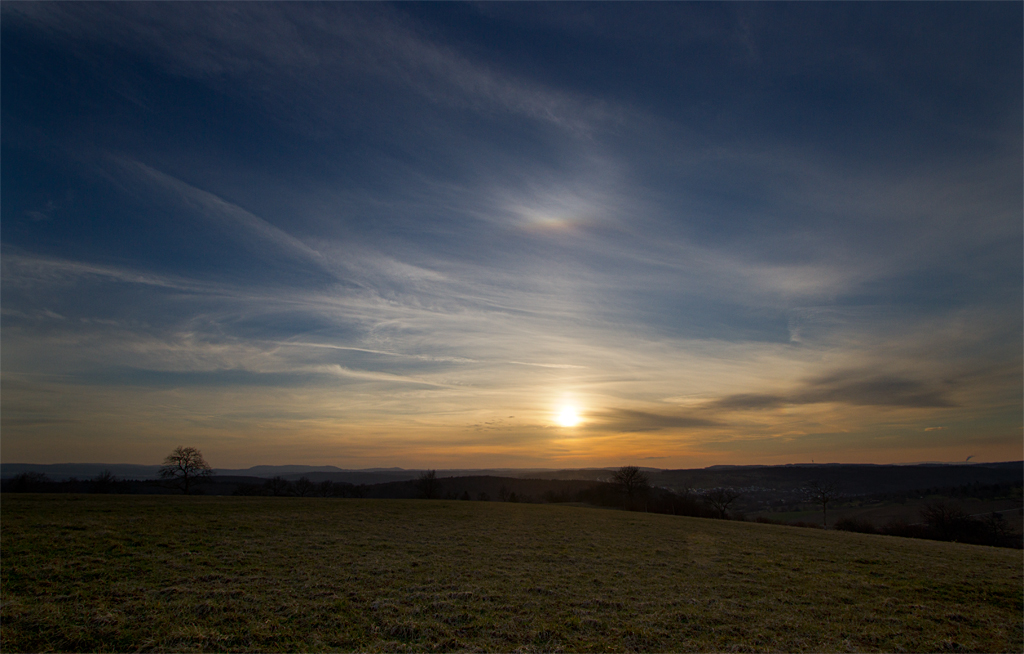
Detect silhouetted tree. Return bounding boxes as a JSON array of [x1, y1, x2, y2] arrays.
[[460, 490, 472, 500], [677, 477, 694, 501], [60, 476, 82, 493], [159, 446, 213, 494], [670, 482, 703, 517], [264, 476, 292, 496], [542, 489, 571, 503], [834, 517, 879, 534], [981, 512, 1018, 548], [349, 483, 368, 498], [498, 485, 511, 502], [920, 500, 972, 541], [232, 482, 263, 496], [612, 466, 650, 510], [294, 476, 316, 497], [704, 488, 742, 519], [331, 481, 357, 498], [805, 479, 840, 527], [317, 480, 336, 497], [5, 472, 49, 492], [416, 470, 441, 499], [90, 470, 119, 494]]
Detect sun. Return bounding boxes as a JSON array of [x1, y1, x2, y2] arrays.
[[557, 405, 581, 428]]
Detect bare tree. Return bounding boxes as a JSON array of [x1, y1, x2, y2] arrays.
[[90, 470, 118, 494], [677, 477, 694, 501], [317, 480, 336, 497], [416, 469, 441, 499], [920, 499, 970, 540], [7, 472, 49, 492], [263, 476, 292, 496], [159, 446, 212, 494], [293, 476, 316, 497], [349, 483, 368, 498], [612, 466, 650, 510], [673, 477, 698, 516], [981, 512, 1015, 546], [704, 487, 742, 519], [805, 480, 840, 527]]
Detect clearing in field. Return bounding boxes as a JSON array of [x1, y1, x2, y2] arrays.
[[2, 495, 1021, 652]]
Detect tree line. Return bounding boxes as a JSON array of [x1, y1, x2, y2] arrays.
[[232, 476, 370, 498], [832, 500, 1021, 548], [408, 466, 751, 522], [2, 470, 132, 494], [5, 449, 1020, 550]]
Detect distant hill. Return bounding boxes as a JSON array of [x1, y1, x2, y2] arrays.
[[2, 461, 1019, 496]]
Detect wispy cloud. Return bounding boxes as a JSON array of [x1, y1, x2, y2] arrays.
[[113, 158, 334, 276], [2, 3, 1019, 467], [1, 252, 219, 293], [709, 372, 956, 410], [588, 409, 720, 433], [2, 3, 619, 135]]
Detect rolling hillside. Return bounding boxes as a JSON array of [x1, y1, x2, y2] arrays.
[[2, 495, 1020, 652]]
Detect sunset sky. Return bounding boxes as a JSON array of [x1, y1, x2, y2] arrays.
[[2, 3, 1021, 469]]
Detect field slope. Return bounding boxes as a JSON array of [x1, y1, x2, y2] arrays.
[[2, 495, 1020, 652]]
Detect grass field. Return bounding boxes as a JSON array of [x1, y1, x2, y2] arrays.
[[2, 495, 1021, 652]]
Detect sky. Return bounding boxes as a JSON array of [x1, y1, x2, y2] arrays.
[[2, 3, 1021, 469]]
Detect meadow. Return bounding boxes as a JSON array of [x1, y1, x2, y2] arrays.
[[2, 495, 1021, 653]]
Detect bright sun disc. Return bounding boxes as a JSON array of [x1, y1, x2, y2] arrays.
[[557, 406, 580, 427]]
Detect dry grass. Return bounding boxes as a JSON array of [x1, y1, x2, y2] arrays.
[[2, 495, 1021, 652]]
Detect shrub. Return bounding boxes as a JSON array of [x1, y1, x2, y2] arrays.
[[4, 472, 50, 493], [263, 476, 292, 496], [833, 517, 879, 534], [541, 489, 572, 503], [754, 516, 785, 525], [879, 518, 931, 539]]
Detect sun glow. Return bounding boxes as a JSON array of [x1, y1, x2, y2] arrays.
[[557, 405, 581, 428]]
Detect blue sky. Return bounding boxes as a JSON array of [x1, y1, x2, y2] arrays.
[[2, 3, 1021, 468]]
